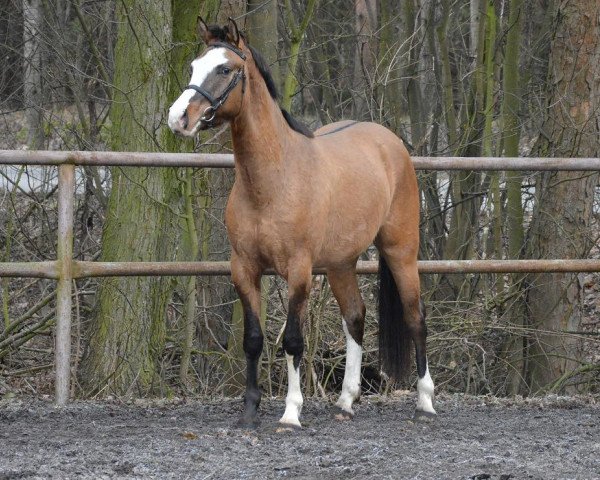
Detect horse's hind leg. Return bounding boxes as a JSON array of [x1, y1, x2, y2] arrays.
[[378, 242, 436, 418], [279, 257, 312, 428], [328, 267, 365, 418]]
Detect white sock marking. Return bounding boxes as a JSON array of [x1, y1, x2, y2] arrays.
[[335, 320, 362, 415], [168, 48, 229, 132], [279, 354, 303, 427], [416, 363, 436, 414]]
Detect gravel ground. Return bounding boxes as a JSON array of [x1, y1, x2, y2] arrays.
[[0, 394, 598, 480]]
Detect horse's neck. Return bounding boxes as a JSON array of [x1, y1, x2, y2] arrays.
[[230, 74, 293, 206]]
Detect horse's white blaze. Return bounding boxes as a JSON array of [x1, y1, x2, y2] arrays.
[[335, 320, 362, 414], [416, 363, 436, 414], [167, 90, 195, 131], [279, 354, 303, 427], [167, 48, 229, 132]]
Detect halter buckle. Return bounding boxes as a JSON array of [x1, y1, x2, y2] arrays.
[[201, 106, 216, 124]]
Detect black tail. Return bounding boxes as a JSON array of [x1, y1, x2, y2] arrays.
[[378, 256, 412, 383]]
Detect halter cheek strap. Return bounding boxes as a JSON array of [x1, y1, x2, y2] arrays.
[[184, 42, 247, 125]]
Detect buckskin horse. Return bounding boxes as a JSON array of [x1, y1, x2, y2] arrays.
[[168, 17, 435, 428]]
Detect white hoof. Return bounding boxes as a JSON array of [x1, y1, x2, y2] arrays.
[[278, 413, 302, 429], [334, 398, 355, 417]]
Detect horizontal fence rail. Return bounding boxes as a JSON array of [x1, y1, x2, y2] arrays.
[[1, 149, 600, 406], [2, 149, 600, 170], [4, 259, 600, 279]]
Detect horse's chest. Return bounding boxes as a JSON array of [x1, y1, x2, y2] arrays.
[[256, 216, 292, 264], [228, 210, 294, 267]]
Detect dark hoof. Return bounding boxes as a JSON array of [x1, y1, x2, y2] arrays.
[[413, 409, 437, 422], [332, 406, 354, 421], [235, 416, 260, 429]]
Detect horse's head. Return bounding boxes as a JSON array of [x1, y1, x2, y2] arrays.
[[168, 17, 247, 137]]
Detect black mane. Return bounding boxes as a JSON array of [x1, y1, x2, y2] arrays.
[[280, 109, 314, 138], [206, 25, 314, 138], [247, 45, 279, 99]]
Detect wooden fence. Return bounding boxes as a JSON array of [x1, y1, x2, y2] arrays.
[[1, 150, 600, 405]]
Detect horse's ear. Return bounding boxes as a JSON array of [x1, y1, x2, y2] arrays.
[[197, 16, 212, 44], [226, 17, 241, 47]]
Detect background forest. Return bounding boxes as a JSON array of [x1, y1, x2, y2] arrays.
[[0, 0, 598, 400]]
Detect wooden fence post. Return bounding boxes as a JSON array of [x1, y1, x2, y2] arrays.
[[55, 164, 74, 406]]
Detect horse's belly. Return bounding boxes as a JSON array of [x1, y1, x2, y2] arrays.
[[313, 155, 392, 266], [228, 178, 390, 273], [316, 211, 383, 267]]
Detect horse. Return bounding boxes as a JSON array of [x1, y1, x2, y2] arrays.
[[168, 17, 436, 428]]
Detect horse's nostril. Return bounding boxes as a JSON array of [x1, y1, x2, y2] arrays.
[[182, 109, 189, 129]]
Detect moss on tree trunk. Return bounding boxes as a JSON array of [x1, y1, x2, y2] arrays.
[[525, 0, 600, 393], [80, 0, 200, 396]]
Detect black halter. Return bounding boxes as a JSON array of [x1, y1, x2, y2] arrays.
[[184, 42, 247, 125]]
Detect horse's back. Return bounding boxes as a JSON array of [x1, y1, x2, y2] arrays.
[[314, 120, 359, 137], [313, 121, 415, 194]]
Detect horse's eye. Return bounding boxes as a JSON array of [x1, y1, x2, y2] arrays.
[[220, 66, 231, 75]]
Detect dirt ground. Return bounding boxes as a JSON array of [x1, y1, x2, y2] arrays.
[[0, 394, 598, 480]]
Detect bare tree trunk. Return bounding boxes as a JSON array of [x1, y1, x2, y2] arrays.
[[169, 1, 204, 390], [437, 0, 486, 302], [22, 0, 44, 149], [281, 0, 317, 111], [403, 0, 429, 154], [418, 1, 446, 267], [503, 0, 525, 260], [246, 0, 279, 86], [80, 0, 189, 397], [378, 1, 402, 131], [499, 0, 526, 395], [470, 0, 482, 57], [352, 0, 378, 120], [525, 0, 600, 393]]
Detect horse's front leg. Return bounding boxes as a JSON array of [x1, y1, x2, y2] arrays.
[[279, 258, 312, 428], [231, 256, 263, 427]]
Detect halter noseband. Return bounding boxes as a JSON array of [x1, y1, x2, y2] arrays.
[[184, 42, 247, 125]]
